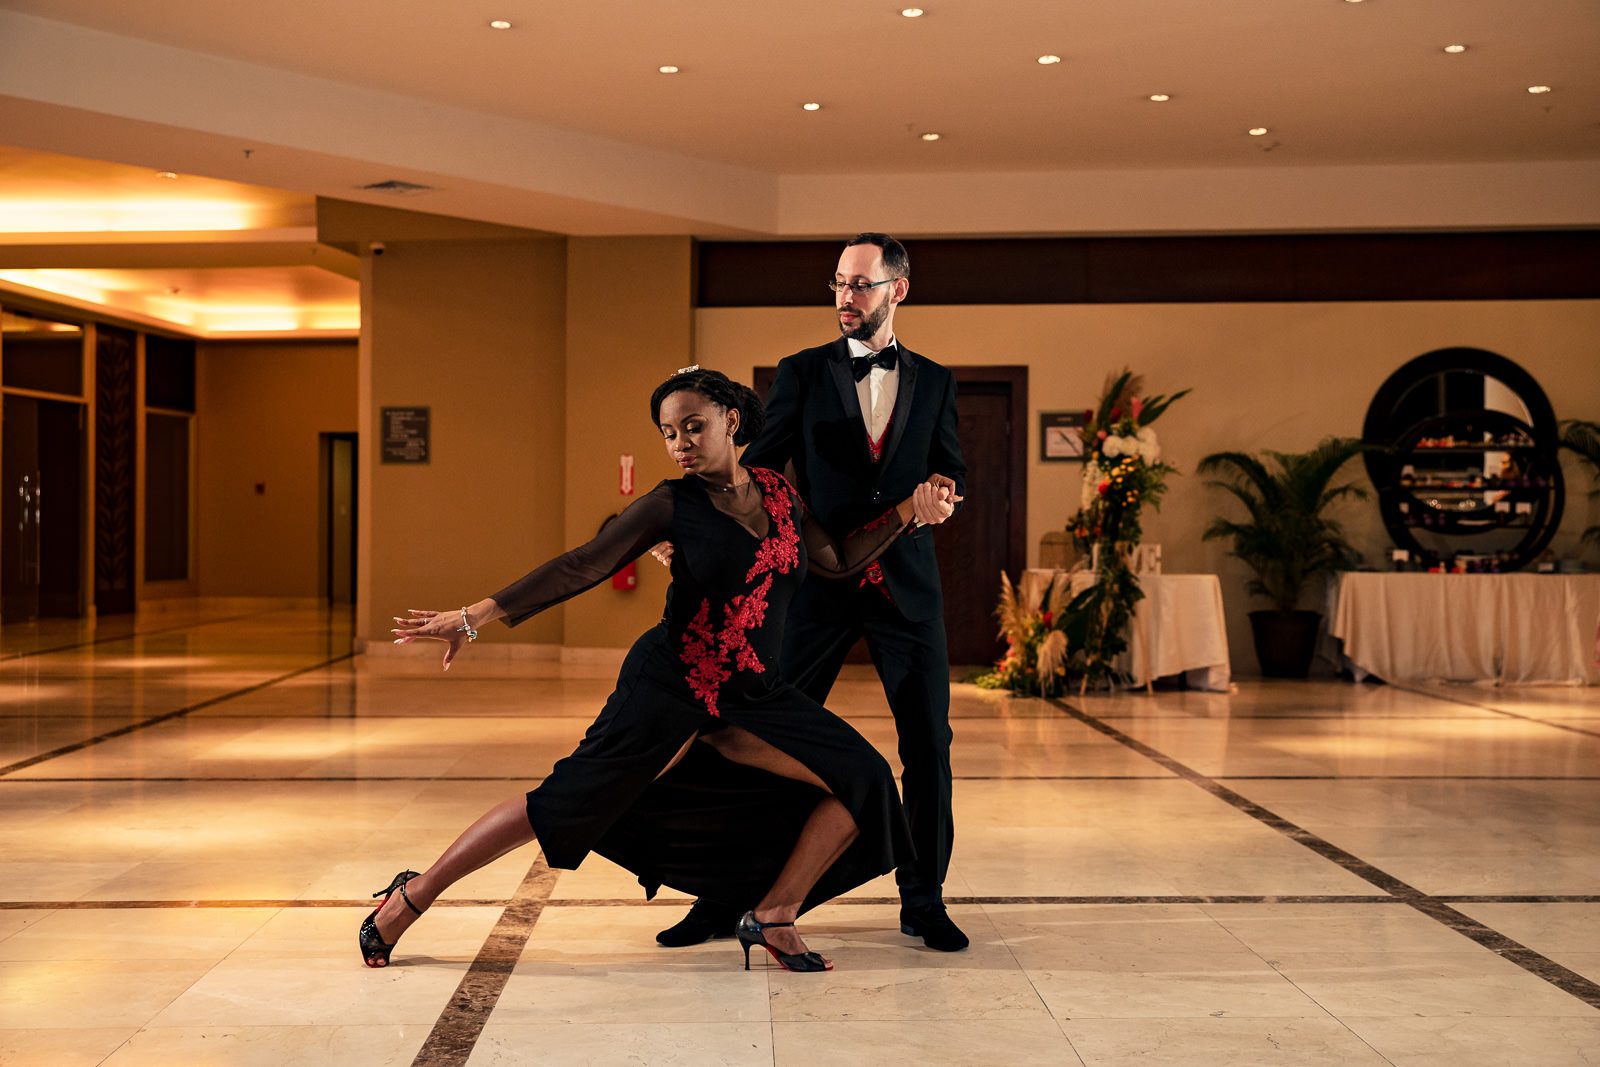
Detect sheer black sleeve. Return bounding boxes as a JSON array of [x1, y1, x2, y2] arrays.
[[800, 493, 911, 579], [490, 481, 674, 627]]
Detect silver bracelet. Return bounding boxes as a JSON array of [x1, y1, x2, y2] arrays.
[[458, 607, 478, 642]]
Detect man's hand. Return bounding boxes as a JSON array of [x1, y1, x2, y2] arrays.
[[913, 481, 956, 526]]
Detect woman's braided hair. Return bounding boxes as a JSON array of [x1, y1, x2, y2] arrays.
[[649, 366, 766, 447]]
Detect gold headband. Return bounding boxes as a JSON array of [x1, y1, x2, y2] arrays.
[[672, 364, 701, 378]]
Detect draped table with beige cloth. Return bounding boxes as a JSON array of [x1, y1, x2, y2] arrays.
[[1020, 569, 1232, 691], [1329, 572, 1600, 685]]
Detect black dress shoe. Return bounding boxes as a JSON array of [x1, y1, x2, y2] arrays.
[[900, 903, 969, 952], [656, 899, 741, 947]]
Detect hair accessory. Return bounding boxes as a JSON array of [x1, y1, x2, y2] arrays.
[[673, 364, 701, 377], [458, 608, 478, 642]]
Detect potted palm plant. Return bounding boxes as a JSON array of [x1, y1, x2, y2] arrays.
[[1198, 437, 1375, 677], [1560, 419, 1600, 550]]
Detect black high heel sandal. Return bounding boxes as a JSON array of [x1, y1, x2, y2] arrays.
[[358, 869, 423, 968], [736, 911, 832, 973]]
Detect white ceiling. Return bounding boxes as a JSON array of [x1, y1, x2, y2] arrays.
[[0, 0, 1595, 335], [5, 0, 1598, 172]]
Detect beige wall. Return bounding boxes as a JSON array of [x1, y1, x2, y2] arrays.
[[195, 339, 357, 597], [561, 236, 696, 647], [695, 299, 1600, 673], [361, 237, 569, 646]]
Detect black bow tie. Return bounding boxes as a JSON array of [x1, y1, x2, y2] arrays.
[[850, 347, 897, 382]]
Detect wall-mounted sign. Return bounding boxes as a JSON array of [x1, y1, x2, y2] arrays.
[[381, 406, 430, 464], [1039, 411, 1087, 462]]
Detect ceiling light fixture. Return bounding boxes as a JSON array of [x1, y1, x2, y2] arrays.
[[802, 102, 821, 111], [920, 132, 941, 141], [1038, 55, 1061, 65], [658, 65, 680, 74], [155, 171, 179, 179], [1149, 94, 1171, 102], [1527, 85, 1552, 93], [901, 8, 924, 17], [488, 19, 512, 30], [1442, 44, 1467, 53], [1248, 127, 1269, 136]]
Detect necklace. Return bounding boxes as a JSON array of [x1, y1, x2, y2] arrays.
[[700, 478, 751, 493]]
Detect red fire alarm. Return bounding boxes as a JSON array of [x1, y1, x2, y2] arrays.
[[612, 561, 638, 590]]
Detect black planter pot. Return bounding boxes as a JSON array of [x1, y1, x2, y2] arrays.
[[1248, 610, 1322, 678]]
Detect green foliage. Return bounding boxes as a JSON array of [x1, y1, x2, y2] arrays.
[[976, 369, 1187, 695], [1559, 419, 1600, 546], [1198, 437, 1376, 612]]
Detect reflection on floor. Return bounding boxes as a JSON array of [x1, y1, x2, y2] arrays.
[[2, 605, 1598, 1066]]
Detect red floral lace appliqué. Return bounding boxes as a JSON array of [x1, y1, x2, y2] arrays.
[[679, 468, 801, 716]]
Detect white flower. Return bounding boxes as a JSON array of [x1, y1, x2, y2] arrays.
[[1101, 435, 1128, 458], [1081, 458, 1100, 510], [1135, 426, 1160, 463]]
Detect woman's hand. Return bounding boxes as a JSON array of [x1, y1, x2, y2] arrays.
[[392, 608, 474, 671], [648, 540, 674, 567]]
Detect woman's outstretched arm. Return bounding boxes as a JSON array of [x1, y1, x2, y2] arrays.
[[391, 481, 674, 668]]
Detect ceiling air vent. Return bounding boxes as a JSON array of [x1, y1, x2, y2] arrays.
[[359, 180, 436, 196]]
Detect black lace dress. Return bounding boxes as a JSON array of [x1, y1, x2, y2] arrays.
[[489, 466, 915, 911]]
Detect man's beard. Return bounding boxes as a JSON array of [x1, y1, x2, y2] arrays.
[[838, 297, 891, 342]]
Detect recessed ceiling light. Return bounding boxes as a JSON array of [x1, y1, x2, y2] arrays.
[[156, 171, 179, 179], [1527, 85, 1552, 93], [1248, 127, 1270, 136], [901, 8, 924, 16], [802, 102, 821, 111], [920, 132, 941, 141], [1038, 55, 1061, 65], [488, 19, 512, 30], [1148, 94, 1171, 102], [1342, 0, 1366, 4], [1442, 44, 1467, 53], [658, 65, 680, 74]]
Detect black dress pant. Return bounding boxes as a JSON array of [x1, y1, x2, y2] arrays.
[[780, 591, 953, 908]]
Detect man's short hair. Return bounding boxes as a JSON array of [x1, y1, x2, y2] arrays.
[[845, 232, 909, 279]]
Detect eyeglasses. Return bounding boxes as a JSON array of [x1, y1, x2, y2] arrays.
[[827, 278, 896, 295]]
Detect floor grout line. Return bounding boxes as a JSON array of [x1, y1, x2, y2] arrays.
[[5, 893, 1596, 911], [0, 652, 356, 778], [0, 612, 259, 662], [1386, 680, 1600, 739], [1047, 696, 1600, 1012]]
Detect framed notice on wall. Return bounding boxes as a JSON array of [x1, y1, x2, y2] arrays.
[[1039, 411, 1087, 462], [381, 406, 430, 464]]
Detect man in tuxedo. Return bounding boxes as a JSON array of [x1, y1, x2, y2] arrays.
[[658, 232, 970, 952]]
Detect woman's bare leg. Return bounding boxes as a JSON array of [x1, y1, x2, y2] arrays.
[[371, 733, 703, 964], [700, 726, 861, 957], [370, 797, 535, 960]]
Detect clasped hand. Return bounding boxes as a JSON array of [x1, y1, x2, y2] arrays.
[[649, 475, 960, 567]]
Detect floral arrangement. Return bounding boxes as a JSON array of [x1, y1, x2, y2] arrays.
[[976, 369, 1188, 695]]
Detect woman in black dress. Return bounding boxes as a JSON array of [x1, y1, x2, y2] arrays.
[[363, 368, 955, 972]]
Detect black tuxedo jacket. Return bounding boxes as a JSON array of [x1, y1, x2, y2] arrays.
[[743, 338, 966, 622]]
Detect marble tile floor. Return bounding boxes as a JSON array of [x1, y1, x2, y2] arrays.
[[1, 606, 1597, 1065]]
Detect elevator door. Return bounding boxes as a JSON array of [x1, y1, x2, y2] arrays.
[[2, 394, 85, 621]]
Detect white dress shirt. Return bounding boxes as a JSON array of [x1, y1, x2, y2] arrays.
[[846, 335, 899, 445]]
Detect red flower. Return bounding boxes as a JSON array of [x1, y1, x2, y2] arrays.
[[1097, 430, 1108, 441], [1042, 612, 1053, 625], [1131, 397, 1144, 420], [1098, 479, 1110, 495], [1083, 409, 1095, 424], [1110, 407, 1121, 420]]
